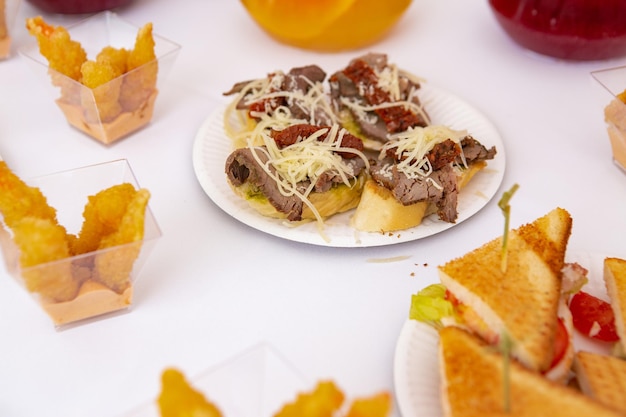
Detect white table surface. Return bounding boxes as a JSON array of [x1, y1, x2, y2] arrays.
[[1, 0, 626, 416]]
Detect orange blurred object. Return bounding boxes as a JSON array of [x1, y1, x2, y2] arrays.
[[345, 392, 392, 417], [240, 0, 413, 51]]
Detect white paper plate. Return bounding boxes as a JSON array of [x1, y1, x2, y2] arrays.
[[192, 84, 506, 247], [393, 251, 614, 417]]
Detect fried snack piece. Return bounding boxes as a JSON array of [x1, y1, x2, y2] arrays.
[[25, 16, 86, 81], [94, 188, 150, 293], [97, 46, 129, 75], [127, 23, 156, 71], [0, 161, 59, 229], [12, 217, 79, 302], [345, 392, 392, 417], [119, 22, 158, 112], [80, 60, 124, 123], [69, 183, 137, 255], [274, 381, 345, 417], [157, 368, 223, 417], [79, 46, 130, 123], [26, 15, 158, 126], [26, 16, 87, 104]]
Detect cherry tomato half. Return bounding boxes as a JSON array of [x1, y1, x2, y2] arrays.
[[569, 291, 619, 342], [550, 317, 569, 368]]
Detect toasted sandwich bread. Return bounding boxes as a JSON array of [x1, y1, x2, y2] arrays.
[[573, 350, 626, 414], [438, 207, 573, 373], [439, 326, 623, 417], [515, 207, 573, 276], [604, 257, 626, 349]]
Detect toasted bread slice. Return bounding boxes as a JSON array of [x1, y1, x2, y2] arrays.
[[229, 171, 367, 222], [439, 326, 623, 417], [349, 178, 429, 233], [604, 257, 626, 348], [350, 161, 486, 233], [573, 350, 626, 414], [438, 208, 572, 372], [515, 207, 573, 276]]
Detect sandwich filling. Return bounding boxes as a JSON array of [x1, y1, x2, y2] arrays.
[[222, 54, 499, 235], [370, 125, 496, 222], [329, 52, 430, 148], [411, 259, 587, 379], [410, 208, 579, 380], [413, 284, 573, 379], [225, 123, 369, 223], [223, 65, 337, 147]]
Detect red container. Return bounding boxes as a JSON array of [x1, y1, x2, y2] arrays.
[[26, 0, 132, 14], [488, 0, 626, 60]]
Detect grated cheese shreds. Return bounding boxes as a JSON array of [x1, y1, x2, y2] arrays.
[[247, 124, 369, 229], [377, 65, 402, 101], [379, 125, 468, 181], [223, 71, 338, 148]]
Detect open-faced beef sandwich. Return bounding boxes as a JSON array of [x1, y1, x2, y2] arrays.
[[225, 123, 369, 229], [329, 52, 430, 151], [223, 64, 337, 148], [351, 125, 496, 232]]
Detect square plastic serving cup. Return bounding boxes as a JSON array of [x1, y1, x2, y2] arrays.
[[19, 11, 181, 145], [125, 343, 310, 417], [0, 0, 21, 59], [592, 65, 626, 174], [0, 159, 162, 328]]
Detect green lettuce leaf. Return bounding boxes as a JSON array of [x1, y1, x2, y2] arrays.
[[409, 284, 454, 327]]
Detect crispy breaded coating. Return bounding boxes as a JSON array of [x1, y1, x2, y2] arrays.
[[80, 60, 123, 123], [26, 16, 86, 105], [26, 16, 159, 121], [274, 381, 345, 417], [158, 369, 223, 417], [1, 160, 154, 303], [127, 23, 156, 72], [0, 161, 81, 301], [70, 182, 136, 255], [345, 393, 392, 417], [119, 22, 158, 112], [12, 217, 79, 302], [0, 161, 59, 229], [94, 188, 150, 293], [97, 46, 129, 75], [26, 16, 86, 82]]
